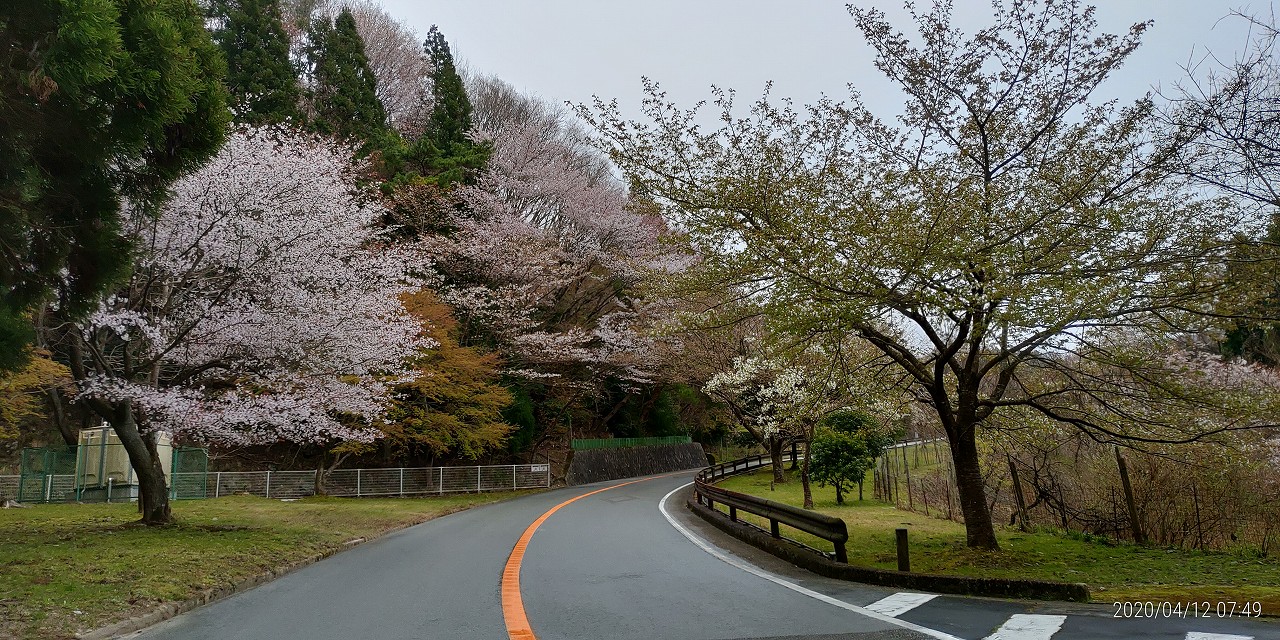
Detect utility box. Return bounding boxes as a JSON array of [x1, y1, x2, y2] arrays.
[[75, 425, 172, 501]]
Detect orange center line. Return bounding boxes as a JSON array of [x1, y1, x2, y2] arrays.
[[501, 473, 680, 640]]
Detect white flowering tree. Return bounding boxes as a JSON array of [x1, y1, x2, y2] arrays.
[[51, 127, 427, 524], [704, 355, 828, 486], [430, 101, 684, 409]]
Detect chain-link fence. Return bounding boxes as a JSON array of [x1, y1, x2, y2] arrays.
[[2, 463, 550, 504], [195, 464, 550, 499]]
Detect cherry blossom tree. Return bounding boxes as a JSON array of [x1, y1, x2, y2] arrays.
[[48, 127, 427, 524], [430, 99, 682, 409]]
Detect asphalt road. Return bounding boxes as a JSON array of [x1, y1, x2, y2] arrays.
[[130, 471, 1279, 640]]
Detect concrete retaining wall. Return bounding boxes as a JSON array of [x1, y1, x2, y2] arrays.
[[566, 443, 708, 485]]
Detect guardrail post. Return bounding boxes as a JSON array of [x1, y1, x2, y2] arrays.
[[729, 505, 737, 522], [771, 520, 780, 539], [895, 528, 909, 571]]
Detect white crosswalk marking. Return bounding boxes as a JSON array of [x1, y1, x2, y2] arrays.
[[1185, 633, 1253, 640], [983, 614, 1067, 640], [864, 592, 939, 617]]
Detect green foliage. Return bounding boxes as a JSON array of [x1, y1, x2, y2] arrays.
[[305, 8, 389, 145], [0, 0, 228, 370], [809, 409, 895, 503], [501, 385, 538, 454], [209, 0, 302, 125], [1222, 215, 1280, 366], [393, 25, 489, 190]]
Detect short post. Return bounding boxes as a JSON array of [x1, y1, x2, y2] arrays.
[[215, 472, 222, 498], [896, 528, 910, 572], [356, 469, 362, 497], [477, 465, 482, 492], [45, 474, 52, 502], [265, 471, 271, 499], [728, 505, 737, 522], [438, 467, 444, 494], [399, 468, 405, 497], [107, 477, 113, 503], [512, 465, 517, 490]]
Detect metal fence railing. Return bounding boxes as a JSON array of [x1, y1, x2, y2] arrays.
[[571, 436, 692, 450], [188, 464, 551, 499], [1, 464, 551, 504]]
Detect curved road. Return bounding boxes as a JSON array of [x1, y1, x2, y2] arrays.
[[131, 471, 1278, 640]]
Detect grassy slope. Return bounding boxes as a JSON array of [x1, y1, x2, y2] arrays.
[[718, 469, 1280, 609], [0, 492, 534, 640]]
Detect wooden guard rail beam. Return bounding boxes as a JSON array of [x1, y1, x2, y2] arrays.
[[693, 447, 849, 563]]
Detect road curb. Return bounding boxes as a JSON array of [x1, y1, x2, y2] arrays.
[[686, 496, 1091, 603], [76, 503, 500, 639]]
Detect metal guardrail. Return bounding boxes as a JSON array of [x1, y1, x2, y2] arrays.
[[571, 436, 692, 450], [692, 449, 851, 563]]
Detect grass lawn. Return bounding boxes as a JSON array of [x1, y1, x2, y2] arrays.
[[0, 491, 536, 640], [718, 469, 1280, 610]]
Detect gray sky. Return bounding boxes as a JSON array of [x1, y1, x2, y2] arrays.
[[379, 0, 1273, 121]]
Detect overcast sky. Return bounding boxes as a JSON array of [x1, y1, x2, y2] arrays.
[[378, 0, 1274, 122]]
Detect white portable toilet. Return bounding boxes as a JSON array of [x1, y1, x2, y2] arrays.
[[75, 423, 172, 501]]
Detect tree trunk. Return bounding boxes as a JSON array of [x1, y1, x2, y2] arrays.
[[858, 478, 864, 501], [47, 389, 78, 447], [948, 424, 998, 549], [314, 449, 328, 497], [1008, 457, 1031, 532], [835, 482, 844, 505], [769, 438, 785, 483], [1115, 447, 1146, 544], [800, 440, 813, 509], [112, 406, 171, 525]]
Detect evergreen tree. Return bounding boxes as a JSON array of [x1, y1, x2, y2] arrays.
[[210, 0, 302, 125], [305, 8, 389, 144], [1, 0, 228, 371], [407, 25, 489, 186]]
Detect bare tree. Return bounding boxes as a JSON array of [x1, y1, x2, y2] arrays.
[[1166, 10, 1279, 210]]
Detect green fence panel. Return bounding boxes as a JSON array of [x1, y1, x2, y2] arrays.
[[571, 436, 692, 450], [17, 446, 77, 503]]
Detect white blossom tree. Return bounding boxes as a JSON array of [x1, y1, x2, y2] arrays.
[[50, 127, 427, 524], [431, 99, 683, 400], [581, 0, 1280, 548]]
